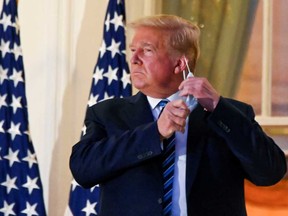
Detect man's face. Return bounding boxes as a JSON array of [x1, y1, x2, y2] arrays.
[[129, 27, 179, 98]]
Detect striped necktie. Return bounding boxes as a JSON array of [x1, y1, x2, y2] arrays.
[[163, 133, 175, 215], [157, 100, 175, 215]]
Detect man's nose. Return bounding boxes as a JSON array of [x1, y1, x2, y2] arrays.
[[130, 51, 142, 65]]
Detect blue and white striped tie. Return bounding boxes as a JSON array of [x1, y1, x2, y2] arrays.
[[157, 100, 175, 216], [162, 133, 175, 215]]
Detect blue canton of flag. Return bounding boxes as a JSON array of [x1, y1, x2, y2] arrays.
[[67, 0, 132, 215], [0, 0, 46, 216]]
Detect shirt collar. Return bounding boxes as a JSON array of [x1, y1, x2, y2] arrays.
[[147, 91, 182, 110]]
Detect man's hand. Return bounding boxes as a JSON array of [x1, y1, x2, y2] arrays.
[[178, 77, 220, 112], [157, 99, 190, 140]]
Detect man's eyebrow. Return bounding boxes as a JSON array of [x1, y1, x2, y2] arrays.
[[129, 42, 155, 48], [142, 42, 154, 47]]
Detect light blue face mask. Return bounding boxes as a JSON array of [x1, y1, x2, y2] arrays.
[[182, 57, 198, 111]]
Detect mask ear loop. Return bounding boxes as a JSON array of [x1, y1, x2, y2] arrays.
[[182, 57, 194, 81], [182, 70, 186, 80], [184, 57, 194, 78]]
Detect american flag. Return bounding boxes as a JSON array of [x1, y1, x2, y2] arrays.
[[67, 0, 131, 215], [0, 0, 46, 215]]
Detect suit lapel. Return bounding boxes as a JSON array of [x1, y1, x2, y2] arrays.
[[121, 92, 155, 128], [186, 105, 209, 194]]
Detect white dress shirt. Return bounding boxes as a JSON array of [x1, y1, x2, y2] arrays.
[[147, 92, 188, 216]]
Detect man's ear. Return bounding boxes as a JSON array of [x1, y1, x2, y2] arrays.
[[174, 56, 187, 74]]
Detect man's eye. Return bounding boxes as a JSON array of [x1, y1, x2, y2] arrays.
[[144, 48, 152, 53]]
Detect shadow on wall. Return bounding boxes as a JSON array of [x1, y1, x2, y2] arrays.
[[47, 0, 105, 215]]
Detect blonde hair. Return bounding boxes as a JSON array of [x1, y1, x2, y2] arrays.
[[129, 14, 200, 71]]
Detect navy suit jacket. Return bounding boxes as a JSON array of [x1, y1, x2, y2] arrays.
[[70, 92, 286, 216]]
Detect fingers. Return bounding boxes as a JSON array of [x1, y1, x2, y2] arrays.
[[157, 100, 190, 139], [178, 77, 220, 112]]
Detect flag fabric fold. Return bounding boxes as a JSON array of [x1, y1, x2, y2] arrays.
[[67, 0, 131, 215], [0, 0, 46, 215]]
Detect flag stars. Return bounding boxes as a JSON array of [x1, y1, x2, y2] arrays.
[[103, 92, 113, 101], [121, 69, 131, 89], [1, 174, 18, 193], [90, 184, 99, 193], [0, 201, 16, 216], [0, 94, 8, 109], [24, 129, 32, 142], [0, 66, 9, 84], [88, 93, 99, 107], [71, 179, 79, 191], [1, 1, 46, 214], [106, 38, 121, 58], [93, 67, 104, 85], [121, 49, 126, 56], [22, 176, 40, 194], [0, 39, 10, 58], [9, 69, 24, 87], [7, 122, 22, 141], [12, 43, 22, 60], [110, 12, 124, 31], [104, 66, 118, 85], [5, 0, 12, 6], [21, 202, 38, 216], [0, 12, 12, 32], [4, 148, 20, 167], [10, 95, 22, 114], [99, 41, 106, 58], [81, 200, 97, 216], [13, 16, 20, 35], [81, 124, 87, 136], [105, 13, 111, 32], [0, 120, 5, 134], [22, 150, 38, 168]]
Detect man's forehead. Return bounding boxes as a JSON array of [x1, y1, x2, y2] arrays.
[[130, 28, 168, 47]]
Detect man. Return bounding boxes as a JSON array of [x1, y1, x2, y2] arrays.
[[70, 15, 286, 216]]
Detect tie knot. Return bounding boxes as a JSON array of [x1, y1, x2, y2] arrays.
[[157, 100, 169, 118], [158, 99, 169, 108]]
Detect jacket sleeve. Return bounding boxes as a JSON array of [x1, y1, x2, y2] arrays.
[[69, 105, 163, 188], [207, 97, 287, 186]]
